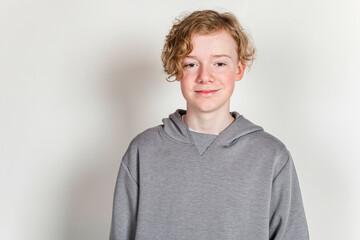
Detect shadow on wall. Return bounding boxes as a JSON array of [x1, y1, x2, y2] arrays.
[[64, 39, 159, 239]]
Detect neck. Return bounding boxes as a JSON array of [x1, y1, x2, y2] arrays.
[[183, 108, 235, 135]]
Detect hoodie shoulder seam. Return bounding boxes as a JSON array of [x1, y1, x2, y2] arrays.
[[272, 147, 290, 182]]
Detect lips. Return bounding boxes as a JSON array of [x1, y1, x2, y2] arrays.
[[195, 89, 219, 96], [195, 90, 218, 93]]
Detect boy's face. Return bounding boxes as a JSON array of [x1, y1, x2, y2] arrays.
[[178, 29, 245, 114]]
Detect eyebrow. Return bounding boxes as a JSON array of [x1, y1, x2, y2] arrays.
[[185, 54, 232, 59]]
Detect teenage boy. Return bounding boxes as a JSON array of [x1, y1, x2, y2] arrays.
[[110, 10, 309, 240]]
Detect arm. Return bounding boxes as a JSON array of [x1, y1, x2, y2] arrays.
[[110, 160, 139, 240], [269, 151, 309, 240]]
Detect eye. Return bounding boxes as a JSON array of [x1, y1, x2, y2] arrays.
[[183, 63, 197, 68], [215, 62, 226, 67]]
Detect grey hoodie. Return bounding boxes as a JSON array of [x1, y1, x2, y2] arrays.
[[110, 109, 309, 240]]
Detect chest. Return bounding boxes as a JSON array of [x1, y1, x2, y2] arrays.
[[139, 143, 274, 207]]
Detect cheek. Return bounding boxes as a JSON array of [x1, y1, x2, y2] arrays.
[[220, 73, 236, 92], [220, 72, 236, 84], [180, 79, 187, 89], [226, 82, 236, 95], [179, 79, 192, 97]]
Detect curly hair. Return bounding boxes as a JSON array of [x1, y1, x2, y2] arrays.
[[161, 10, 256, 82]]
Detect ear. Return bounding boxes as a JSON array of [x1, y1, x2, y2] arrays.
[[235, 62, 246, 81]]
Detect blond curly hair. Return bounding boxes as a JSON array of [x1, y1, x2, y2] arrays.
[[161, 10, 256, 82]]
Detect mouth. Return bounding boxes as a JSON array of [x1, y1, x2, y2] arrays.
[[195, 89, 219, 96]]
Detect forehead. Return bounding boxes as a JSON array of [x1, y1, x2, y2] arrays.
[[189, 30, 238, 57]]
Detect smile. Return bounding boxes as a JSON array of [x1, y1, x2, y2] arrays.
[[195, 90, 219, 97]]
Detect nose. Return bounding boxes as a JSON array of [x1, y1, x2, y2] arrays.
[[197, 65, 214, 83]]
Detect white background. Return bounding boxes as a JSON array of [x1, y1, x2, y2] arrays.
[[1, 0, 360, 239]]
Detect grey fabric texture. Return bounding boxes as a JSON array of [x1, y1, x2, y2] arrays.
[[189, 130, 218, 155], [182, 113, 219, 155], [110, 109, 309, 240]]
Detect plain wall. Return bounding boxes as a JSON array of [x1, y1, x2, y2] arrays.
[[1, 0, 359, 239]]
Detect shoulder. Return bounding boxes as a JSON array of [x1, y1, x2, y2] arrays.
[[130, 125, 162, 146], [257, 131, 292, 178], [232, 114, 287, 153], [235, 115, 286, 151], [121, 125, 162, 177], [240, 124, 291, 175], [122, 125, 163, 160], [122, 126, 163, 161], [251, 129, 287, 151]]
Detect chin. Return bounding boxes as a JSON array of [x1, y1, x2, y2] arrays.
[[194, 105, 224, 114]]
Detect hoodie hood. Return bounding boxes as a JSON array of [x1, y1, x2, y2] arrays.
[[162, 109, 263, 147]]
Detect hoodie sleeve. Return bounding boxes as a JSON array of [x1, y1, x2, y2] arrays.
[[110, 157, 139, 240], [269, 151, 309, 240]]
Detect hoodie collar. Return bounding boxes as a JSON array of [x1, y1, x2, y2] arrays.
[[162, 109, 263, 147]]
